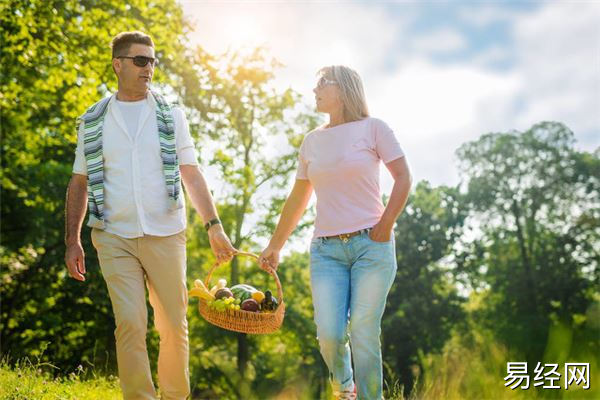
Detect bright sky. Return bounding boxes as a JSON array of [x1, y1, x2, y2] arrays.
[[181, 0, 600, 192]]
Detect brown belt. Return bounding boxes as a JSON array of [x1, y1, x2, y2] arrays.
[[322, 228, 371, 242]]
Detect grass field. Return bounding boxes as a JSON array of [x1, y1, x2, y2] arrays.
[[0, 359, 121, 400], [1, 345, 596, 400]]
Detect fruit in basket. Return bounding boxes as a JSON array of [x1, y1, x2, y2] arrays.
[[251, 290, 265, 303], [230, 285, 253, 302], [215, 288, 233, 300], [208, 299, 222, 310], [209, 279, 228, 296], [231, 284, 265, 303], [261, 290, 278, 312], [233, 283, 257, 291], [189, 281, 215, 301], [241, 298, 260, 312], [196, 280, 214, 295], [208, 297, 241, 312]]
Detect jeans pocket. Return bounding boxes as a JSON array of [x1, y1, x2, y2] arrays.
[[366, 232, 392, 245], [310, 238, 322, 252]]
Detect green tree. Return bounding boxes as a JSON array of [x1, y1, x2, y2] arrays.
[[178, 47, 320, 397], [383, 181, 467, 392], [0, 0, 191, 373], [454, 121, 599, 363]]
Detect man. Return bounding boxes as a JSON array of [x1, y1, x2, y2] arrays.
[[64, 31, 236, 400]]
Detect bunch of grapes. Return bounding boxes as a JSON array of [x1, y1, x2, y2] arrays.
[[207, 297, 241, 312]]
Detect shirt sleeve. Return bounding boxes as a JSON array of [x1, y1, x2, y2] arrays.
[[295, 137, 309, 180], [373, 118, 405, 163], [72, 121, 88, 175], [173, 106, 199, 166]]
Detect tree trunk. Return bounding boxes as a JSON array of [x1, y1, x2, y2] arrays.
[[237, 333, 248, 376], [512, 199, 539, 312], [232, 206, 249, 379]]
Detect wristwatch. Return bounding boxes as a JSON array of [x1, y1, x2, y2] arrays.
[[204, 218, 221, 231]]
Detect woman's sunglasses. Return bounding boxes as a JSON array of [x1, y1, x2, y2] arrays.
[[117, 55, 159, 67], [317, 76, 337, 89]]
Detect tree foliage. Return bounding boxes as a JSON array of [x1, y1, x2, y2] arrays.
[[383, 181, 467, 390], [179, 47, 320, 396], [0, 0, 189, 373], [455, 121, 599, 361]]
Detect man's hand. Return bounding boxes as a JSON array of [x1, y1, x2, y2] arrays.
[[180, 165, 238, 263], [65, 241, 86, 281], [208, 224, 237, 263], [65, 173, 87, 282]]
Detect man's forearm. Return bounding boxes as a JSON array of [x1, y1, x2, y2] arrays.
[[65, 175, 88, 245], [180, 165, 219, 223]]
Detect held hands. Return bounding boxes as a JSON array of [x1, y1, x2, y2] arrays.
[[259, 245, 280, 273], [369, 221, 393, 243], [65, 241, 86, 281], [207, 224, 237, 263]]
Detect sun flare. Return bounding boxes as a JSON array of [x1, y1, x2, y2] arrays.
[[221, 15, 265, 50]]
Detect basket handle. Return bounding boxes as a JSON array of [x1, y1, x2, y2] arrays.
[[203, 251, 284, 304]]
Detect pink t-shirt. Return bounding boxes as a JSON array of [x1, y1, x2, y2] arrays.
[[296, 117, 405, 237]]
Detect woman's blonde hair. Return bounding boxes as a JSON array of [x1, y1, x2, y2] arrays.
[[318, 65, 369, 123]]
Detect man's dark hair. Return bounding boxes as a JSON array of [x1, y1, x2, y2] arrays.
[[111, 31, 154, 58]]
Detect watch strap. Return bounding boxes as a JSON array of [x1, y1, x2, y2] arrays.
[[204, 218, 222, 231]]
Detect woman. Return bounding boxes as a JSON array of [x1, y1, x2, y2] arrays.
[[259, 65, 411, 400]]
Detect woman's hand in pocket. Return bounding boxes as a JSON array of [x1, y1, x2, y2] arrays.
[[369, 222, 393, 243]]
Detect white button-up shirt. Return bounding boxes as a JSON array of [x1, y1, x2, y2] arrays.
[[73, 94, 198, 238]]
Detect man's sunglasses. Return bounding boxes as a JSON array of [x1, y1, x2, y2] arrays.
[[117, 55, 159, 67]]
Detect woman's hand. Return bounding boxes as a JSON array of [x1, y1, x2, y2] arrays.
[[258, 180, 312, 273], [369, 221, 393, 243], [259, 245, 280, 272]]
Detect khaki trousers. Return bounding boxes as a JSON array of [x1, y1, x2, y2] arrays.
[[91, 229, 190, 400]]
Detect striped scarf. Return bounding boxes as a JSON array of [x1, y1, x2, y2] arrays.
[[78, 90, 181, 229]]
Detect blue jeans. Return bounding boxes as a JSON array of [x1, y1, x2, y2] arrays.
[[310, 230, 397, 400]]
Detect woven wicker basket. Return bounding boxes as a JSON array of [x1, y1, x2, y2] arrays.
[[198, 252, 285, 334]]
